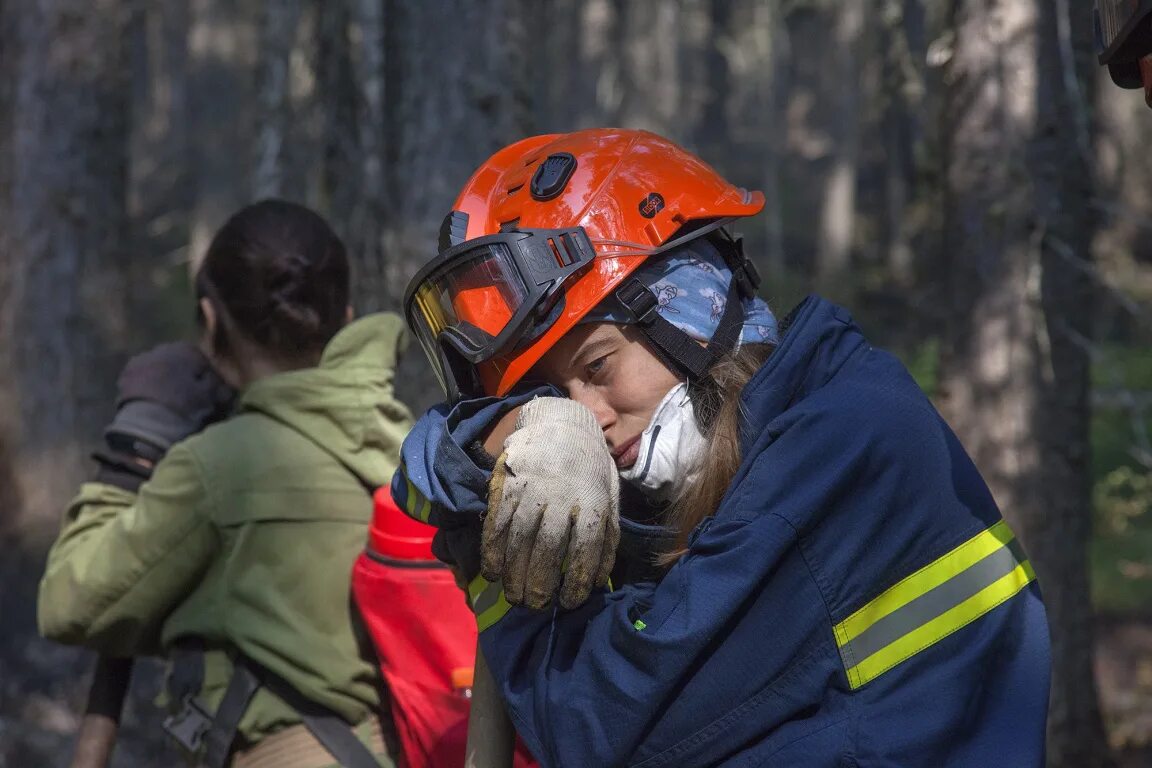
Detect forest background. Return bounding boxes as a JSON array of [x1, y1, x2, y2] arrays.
[[0, 1, 1150, 766]]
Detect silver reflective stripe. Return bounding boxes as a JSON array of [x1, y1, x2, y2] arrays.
[[470, 580, 503, 616], [837, 537, 1028, 670]]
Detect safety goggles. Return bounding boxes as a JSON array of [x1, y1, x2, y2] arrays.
[[404, 227, 597, 399], [1097, 0, 1152, 85]]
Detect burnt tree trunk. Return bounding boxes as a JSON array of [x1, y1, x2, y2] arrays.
[[253, 0, 303, 199], [816, 0, 864, 283], [0, 0, 133, 536], [187, 0, 258, 267], [350, 0, 388, 309], [938, 1, 1110, 766], [384, 0, 534, 408], [387, 0, 533, 281]]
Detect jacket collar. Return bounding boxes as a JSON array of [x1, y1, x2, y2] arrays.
[[237, 312, 412, 487], [738, 296, 865, 452]]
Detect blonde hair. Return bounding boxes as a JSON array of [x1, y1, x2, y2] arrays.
[[660, 343, 774, 562]]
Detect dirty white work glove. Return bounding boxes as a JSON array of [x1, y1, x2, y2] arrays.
[[482, 397, 620, 610]]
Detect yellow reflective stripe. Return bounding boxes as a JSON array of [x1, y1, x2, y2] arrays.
[[842, 561, 1035, 689], [833, 520, 1036, 690], [467, 574, 487, 604], [836, 520, 1015, 643], [476, 591, 512, 632], [403, 475, 432, 523], [467, 574, 513, 632]]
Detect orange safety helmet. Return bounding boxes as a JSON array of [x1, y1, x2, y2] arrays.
[[404, 128, 764, 400]]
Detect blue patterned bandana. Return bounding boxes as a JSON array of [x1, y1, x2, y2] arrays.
[[584, 236, 779, 345]]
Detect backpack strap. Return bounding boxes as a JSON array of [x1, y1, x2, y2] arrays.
[[243, 656, 384, 768], [200, 659, 262, 768], [164, 650, 383, 768]]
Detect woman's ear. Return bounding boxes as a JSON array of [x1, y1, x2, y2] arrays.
[[197, 298, 242, 389], [198, 297, 218, 356], [344, 304, 355, 325]]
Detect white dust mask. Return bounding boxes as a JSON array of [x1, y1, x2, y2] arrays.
[[618, 383, 707, 502]]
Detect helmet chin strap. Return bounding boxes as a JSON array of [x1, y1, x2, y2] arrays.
[[612, 233, 759, 431]]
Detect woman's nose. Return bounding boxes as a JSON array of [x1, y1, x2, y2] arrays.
[[569, 387, 615, 433]]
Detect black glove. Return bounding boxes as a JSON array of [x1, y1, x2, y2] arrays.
[[96, 342, 235, 490]]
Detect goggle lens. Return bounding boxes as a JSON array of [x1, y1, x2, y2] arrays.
[[411, 243, 529, 342], [404, 226, 597, 399]]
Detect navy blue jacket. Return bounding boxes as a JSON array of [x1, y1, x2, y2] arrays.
[[399, 296, 1051, 767]]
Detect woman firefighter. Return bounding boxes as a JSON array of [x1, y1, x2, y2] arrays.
[[38, 200, 412, 767], [393, 129, 1052, 766]]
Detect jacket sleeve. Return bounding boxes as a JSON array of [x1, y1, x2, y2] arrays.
[[391, 384, 561, 527], [469, 408, 848, 767], [472, 508, 805, 768], [37, 441, 220, 656]]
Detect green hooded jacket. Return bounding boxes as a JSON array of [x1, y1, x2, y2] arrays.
[[38, 313, 414, 749]]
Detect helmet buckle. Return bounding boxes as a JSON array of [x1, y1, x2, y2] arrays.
[[719, 236, 760, 298], [733, 257, 761, 298], [615, 278, 658, 322]]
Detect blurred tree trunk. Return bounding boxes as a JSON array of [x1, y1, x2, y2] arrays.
[[696, 0, 734, 152], [253, 0, 303, 199], [781, 7, 837, 284], [938, 2, 1110, 766], [187, 0, 258, 268], [131, 0, 192, 230], [531, 0, 588, 131], [350, 0, 388, 308], [613, 0, 682, 137], [313, 1, 356, 237], [816, 0, 864, 282], [578, 0, 623, 127], [125, 0, 196, 346], [879, 0, 924, 283], [386, 0, 533, 286], [384, 0, 534, 408], [0, 0, 133, 536], [753, 0, 788, 276], [0, 0, 21, 537]]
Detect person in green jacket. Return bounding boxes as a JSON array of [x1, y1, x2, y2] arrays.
[[38, 200, 413, 768]]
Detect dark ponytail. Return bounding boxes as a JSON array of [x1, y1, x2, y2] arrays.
[[196, 199, 350, 360]]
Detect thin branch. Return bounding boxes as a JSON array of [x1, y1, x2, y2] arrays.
[[1090, 196, 1152, 232], [1046, 232, 1152, 325], [1056, 319, 1152, 468]]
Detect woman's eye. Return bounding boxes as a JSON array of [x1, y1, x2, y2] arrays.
[[586, 356, 608, 377]]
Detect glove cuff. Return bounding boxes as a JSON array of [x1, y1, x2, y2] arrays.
[[105, 400, 199, 457], [92, 448, 153, 492]]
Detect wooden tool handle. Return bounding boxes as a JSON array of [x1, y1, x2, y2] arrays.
[[69, 655, 133, 768], [465, 643, 515, 768]]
